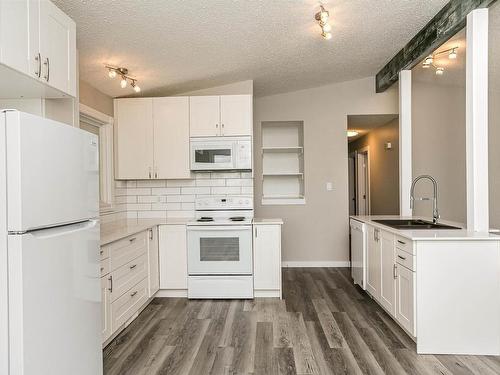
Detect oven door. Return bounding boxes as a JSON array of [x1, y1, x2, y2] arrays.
[[190, 140, 235, 171], [187, 226, 253, 275]]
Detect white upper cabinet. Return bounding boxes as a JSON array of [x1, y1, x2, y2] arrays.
[[190, 95, 252, 137], [0, 0, 76, 97], [114, 98, 154, 180], [220, 95, 252, 136], [153, 97, 191, 179], [39, 0, 76, 96], [189, 96, 221, 137]]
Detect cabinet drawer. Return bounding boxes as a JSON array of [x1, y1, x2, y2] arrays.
[[395, 248, 415, 271], [395, 236, 414, 255], [110, 231, 147, 271], [100, 257, 111, 277], [110, 254, 148, 302], [111, 278, 148, 330], [100, 245, 110, 260]]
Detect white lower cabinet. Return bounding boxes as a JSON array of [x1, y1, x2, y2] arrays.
[[253, 224, 282, 297], [147, 227, 160, 297], [395, 261, 416, 336], [379, 231, 396, 316], [159, 225, 188, 292], [366, 226, 381, 300], [101, 276, 112, 343]]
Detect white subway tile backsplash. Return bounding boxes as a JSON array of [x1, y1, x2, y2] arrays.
[[138, 195, 163, 203], [115, 180, 127, 188], [167, 179, 196, 187], [137, 211, 166, 219], [166, 195, 195, 203], [151, 187, 181, 195], [167, 210, 195, 219], [115, 195, 137, 204], [195, 172, 211, 179], [241, 186, 254, 195], [211, 186, 241, 195], [127, 181, 137, 188], [211, 172, 241, 179], [181, 186, 211, 195], [128, 203, 152, 211], [241, 172, 253, 178], [181, 202, 195, 211], [126, 188, 151, 196], [195, 179, 225, 187], [226, 178, 253, 187], [136, 180, 167, 188]]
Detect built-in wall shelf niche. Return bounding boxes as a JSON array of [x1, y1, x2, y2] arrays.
[[261, 121, 305, 205]]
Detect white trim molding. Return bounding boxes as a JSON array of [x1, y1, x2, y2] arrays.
[[399, 70, 412, 216], [466, 9, 489, 232], [281, 261, 351, 268]]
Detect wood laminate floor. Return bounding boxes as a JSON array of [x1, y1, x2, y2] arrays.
[[103, 268, 500, 374]]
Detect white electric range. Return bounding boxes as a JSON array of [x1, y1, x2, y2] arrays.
[[186, 196, 254, 299]]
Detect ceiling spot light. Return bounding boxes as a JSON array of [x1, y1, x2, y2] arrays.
[[132, 81, 141, 93], [105, 65, 140, 92], [120, 76, 127, 88], [315, 5, 332, 40], [435, 67, 444, 75], [424, 55, 434, 65], [449, 48, 457, 59], [347, 130, 359, 137], [108, 69, 116, 78]]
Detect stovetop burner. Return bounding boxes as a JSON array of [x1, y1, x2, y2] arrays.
[[197, 217, 214, 222], [229, 217, 246, 222]]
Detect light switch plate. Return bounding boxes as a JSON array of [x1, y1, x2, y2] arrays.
[[326, 182, 333, 191]]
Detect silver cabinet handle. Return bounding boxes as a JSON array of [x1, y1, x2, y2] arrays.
[[35, 53, 41, 77], [155, 171, 158, 179], [221, 123, 224, 135], [129, 237, 136, 243], [43, 57, 49, 82], [149, 229, 153, 240], [100, 266, 104, 272], [100, 250, 103, 255], [393, 264, 397, 279], [130, 291, 137, 297], [397, 240, 406, 245], [108, 275, 113, 292], [255, 227, 258, 238], [130, 264, 137, 270], [397, 255, 407, 260]]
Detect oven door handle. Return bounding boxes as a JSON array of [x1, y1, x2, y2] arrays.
[[187, 226, 252, 231]]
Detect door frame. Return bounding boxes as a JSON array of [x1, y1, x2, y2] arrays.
[[356, 146, 371, 215]]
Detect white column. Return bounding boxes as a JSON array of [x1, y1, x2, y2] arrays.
[[399, 70, 412, 216], [466, 9, 489, 232]]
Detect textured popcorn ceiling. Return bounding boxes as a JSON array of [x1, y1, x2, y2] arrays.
[[53, 0, 449, 98]]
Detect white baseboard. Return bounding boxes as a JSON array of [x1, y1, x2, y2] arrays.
[[281, 261, 351, 268], [156, 289, 188, 298]]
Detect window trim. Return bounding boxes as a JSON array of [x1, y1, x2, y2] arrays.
[[79, 104, 114, 214]]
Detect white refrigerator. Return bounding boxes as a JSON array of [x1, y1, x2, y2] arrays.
[[0, 110, 102, 375]]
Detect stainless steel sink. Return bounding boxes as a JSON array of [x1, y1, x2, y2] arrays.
[[372, 219, 461, 230]]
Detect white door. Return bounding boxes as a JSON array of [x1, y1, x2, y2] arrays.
[[7, 220, 102, 375], [379, 231, 396, 316], [101, 276, 112, 342], [366, 226, 380, 300], [0, 0, 37, 76], [189, 96, 220, 137], [4, 111, 99, 232], [348, 154, 356, 215], [147, 227, 160, 297], [396, 264, 416, 336], [159, 225, 188, 290], [114, 98, 154, 179], [187, 226, 253, 275], [220, 95, 252, 136], [39, 0, 76, 96], [356, 151, 369, 215], [153, 97, 191, 179], [253, 224, 281, 291]]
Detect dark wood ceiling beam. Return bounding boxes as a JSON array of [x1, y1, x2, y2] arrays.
[[375, 0, 497, 92]]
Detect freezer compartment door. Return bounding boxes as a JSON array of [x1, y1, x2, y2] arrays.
[[5, 111, 99, 232], [8, 220, 102, 375]]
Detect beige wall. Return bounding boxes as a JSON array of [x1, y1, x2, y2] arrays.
[[349, 119, 400, 215], [254, 77, 398, 264], [79, 80, 114, 116], [412, 81, 466, 224]]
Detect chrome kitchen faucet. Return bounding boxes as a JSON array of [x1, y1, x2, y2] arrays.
[[410, 175, 440, 224]]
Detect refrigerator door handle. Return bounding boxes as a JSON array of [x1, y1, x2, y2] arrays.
[[28, 219, 98, 239]]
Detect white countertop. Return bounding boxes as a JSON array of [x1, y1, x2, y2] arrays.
[[350, 215, 500, 241], [100, 218, 192, 245], [253, 218, 284, 225]]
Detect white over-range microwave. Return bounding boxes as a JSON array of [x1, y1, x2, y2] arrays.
[[190, 136, 252, 171]]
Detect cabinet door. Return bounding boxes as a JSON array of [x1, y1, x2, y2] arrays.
[[153, 97, 191, 179], [147, 227, 160, 297], [220, 95, 252, 136], [366, 226, 381, 300], [39, 0, 76, 96], [101, 276, 112, 343], [189, 96, 220, 137], [159, 225, 187, 290], [253, 224, 281, 291], [114, 98, 154, 179], [396, 264, 416, 336], [379, 230, 396, 316], [0, 0, 38, 76]]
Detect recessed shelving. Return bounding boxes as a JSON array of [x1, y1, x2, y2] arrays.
[[261, 121, 305, 205]]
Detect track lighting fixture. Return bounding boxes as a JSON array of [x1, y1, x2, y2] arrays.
[[421, 46, 459, 76], [315, 5, 332, 40], [105, 65, 141, 93]]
